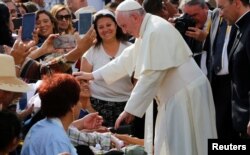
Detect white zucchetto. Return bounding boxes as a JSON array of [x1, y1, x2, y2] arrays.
[[116, 0, 142, 11]]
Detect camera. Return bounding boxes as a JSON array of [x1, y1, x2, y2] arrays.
[[174, 13, 196, 36]]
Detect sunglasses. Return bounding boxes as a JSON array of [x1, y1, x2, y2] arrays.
[[56, 14, 71, 21]]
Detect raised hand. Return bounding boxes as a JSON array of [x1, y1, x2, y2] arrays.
[[63, 26, 96, 62], [10, 27, 38, 65], [75, 26, 96, 52]]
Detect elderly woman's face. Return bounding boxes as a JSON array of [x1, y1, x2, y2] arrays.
[[36, 13, 54, 37]]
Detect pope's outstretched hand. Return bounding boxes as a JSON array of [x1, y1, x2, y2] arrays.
[[115, 111, 134, 129]]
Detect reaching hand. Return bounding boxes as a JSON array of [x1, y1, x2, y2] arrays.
[[115, 111, 134, 129], [10, 27, 38, 65], [71, 112, 103, 130], [82, 112, 103, 130], [73, 71, 94, 81], [40, 34, 60, 54], [10, 39, 33, 65], [63, 27, 96, 62]]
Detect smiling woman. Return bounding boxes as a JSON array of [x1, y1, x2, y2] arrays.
[[35, 10, 59, 47], [80, 9, 133, 128]]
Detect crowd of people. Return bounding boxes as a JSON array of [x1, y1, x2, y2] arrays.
[[0, 0, 250, 155]]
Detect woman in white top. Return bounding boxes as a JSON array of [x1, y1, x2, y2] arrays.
[[81, 9, 133, 127]]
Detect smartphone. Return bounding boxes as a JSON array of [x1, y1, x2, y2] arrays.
[[53, 35, 76, 49], [78, 13, 92, 35], [22, 13, 36, 41], [12, 17, 22, 30]]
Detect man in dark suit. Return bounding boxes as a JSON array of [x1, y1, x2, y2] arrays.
[[216, 0, 250, 137], [207, 8, 237, 138]]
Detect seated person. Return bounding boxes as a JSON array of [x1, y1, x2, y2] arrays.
[[0, 110, 22, 155], [0, 54, 30, 110], [21, 73, 102, 155]]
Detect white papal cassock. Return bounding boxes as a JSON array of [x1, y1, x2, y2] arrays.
[[93, 13, 217, 155]]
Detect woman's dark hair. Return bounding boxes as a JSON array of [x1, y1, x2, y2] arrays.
[[0, 110, 21, 152], [0, 2, 14, 46], [38, 73, 80, 118], [36, 10, 59, 35], [93, 12, 129, 47]]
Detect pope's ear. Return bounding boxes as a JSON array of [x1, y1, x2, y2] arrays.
[[129, 12, 139, 22]]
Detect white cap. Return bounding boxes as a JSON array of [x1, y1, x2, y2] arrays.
[[116, 0, 142, 11]]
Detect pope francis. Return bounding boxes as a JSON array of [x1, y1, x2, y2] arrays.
[[74, 0, 217, 155]]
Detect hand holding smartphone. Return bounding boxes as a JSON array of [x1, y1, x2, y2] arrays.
[[53, 35, 76, 49], [21, 13, 36, 41], [78, 13, 93, 35]]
